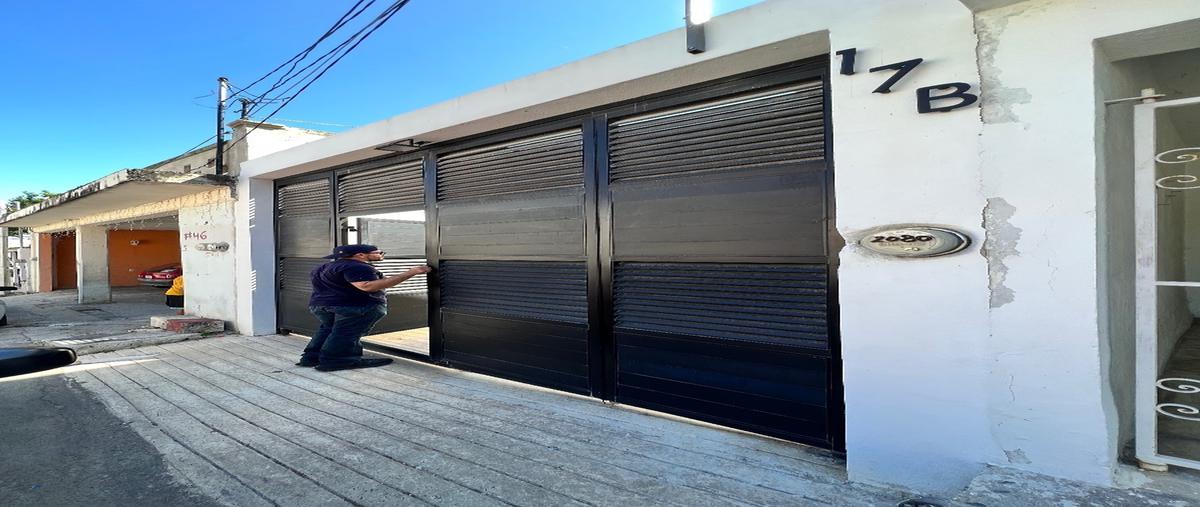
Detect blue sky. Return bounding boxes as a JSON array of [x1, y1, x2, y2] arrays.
[[0, 0, 762, 200]]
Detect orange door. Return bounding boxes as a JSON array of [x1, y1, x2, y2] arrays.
[[53, 233, 77, 290]]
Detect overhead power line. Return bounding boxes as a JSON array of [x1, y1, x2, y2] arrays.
[[220, 0, 412, 157], [242, 0, 403, 119], [228, 0, 377, 102], [171, 0, 408, 171]]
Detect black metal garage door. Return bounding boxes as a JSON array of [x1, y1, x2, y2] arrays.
[[435, 129, 593, 394], [276, 176, 333, 335], [603, 79, 838, 447], [274, 61, 839, 448]]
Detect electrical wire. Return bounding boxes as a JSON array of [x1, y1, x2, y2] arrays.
[[222, 0, 411, 156], [240, 0, 406, 118], [180, 135, 217, 157], [227, 0, 376, 102], [172, 0, 406, 166]]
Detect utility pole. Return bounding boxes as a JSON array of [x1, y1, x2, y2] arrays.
[[215, 77, 229, 175]]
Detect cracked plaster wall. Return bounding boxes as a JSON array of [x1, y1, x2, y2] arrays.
[[179, 200, 236, 329], [975, 0, 1200, 487]]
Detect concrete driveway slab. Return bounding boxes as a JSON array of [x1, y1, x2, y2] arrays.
[[10, 334, 1194, 507]]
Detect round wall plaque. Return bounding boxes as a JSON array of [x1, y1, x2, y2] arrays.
[[859, 226, 970, 258]]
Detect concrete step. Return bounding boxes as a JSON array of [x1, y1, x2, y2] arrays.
[[150, 315, 225, 334]]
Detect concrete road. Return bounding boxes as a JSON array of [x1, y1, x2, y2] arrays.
[[0, 374, 222, 506], [0, 287, 196, 352], [0, 288, 167, 346]]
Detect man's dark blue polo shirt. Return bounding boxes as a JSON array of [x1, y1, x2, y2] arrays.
[[308, 259, 385, 307]]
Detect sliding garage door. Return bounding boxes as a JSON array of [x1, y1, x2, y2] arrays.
[[276, 177, 333, 335], [273, 62, 840, 448], [435, 130, 593, 394], [604, 79, 837, 447], [337, 159, 429, 333]]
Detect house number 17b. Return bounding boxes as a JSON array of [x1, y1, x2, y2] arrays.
[[835, 48, 979, 114]]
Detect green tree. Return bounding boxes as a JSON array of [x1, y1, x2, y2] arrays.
[[4, 190, 57, 213], [4, 190, 58, 237]]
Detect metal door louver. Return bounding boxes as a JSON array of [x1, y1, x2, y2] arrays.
[[609, 81, 824, 182], [614, 263, 829, 350], [441, 261, 587, 324], [277, 179, 330, 217], [373, 259, 429, 295], [338, 159, 423, 214], [278, 258, 325, 292], [437, 129, 584, 201]]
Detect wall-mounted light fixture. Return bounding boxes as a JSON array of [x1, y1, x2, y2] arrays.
[[685, 0, 712, 54]]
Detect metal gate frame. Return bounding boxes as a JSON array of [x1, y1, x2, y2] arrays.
[[274, 171, 335, 336], [1134, 94, 1200, 471], [273, 57, 844, 450], [593, 62, 842, 449]]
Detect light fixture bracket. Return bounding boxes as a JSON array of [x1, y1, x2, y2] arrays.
[[685, 0, 709, 54], [376, 138, 428, 152]]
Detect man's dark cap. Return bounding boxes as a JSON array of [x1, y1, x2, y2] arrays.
[[323, 244, 379, 259]]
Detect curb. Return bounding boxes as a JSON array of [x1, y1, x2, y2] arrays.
[[38, 331, 224, 356]]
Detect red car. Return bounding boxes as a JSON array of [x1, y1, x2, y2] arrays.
[[137, 264, 182, 287]]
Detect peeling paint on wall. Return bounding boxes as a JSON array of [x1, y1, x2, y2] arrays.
[[974, 7, 1037, 125], [982, 197, 1022, 308], [1004, 448, 1033, 465]]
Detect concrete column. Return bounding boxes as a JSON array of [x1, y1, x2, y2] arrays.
[[34, 233, 52, 293], [75, 225, 110, 303], [234, 176, 277, 335], [1, 228, 9, 288]]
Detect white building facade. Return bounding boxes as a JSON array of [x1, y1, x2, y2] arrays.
[[213, 0, 1200, 493]]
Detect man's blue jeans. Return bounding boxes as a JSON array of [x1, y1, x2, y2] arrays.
[[301, 305, 387, 367]]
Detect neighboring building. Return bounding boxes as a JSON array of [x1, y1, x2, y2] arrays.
[[4, 233, 32, 291], [0, 121, 328, 329], [230, 0, 1200, 493]]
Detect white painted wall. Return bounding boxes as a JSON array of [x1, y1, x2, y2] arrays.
[[975, 0, 1200, 487], [179, 200, 236, 329], [227, 122, 329, 178], [826, 0, 1037, 490], [234, 176, 277, 335]]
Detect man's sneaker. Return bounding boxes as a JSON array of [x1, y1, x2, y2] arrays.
[[315, 357, 393, 372], [295, 358, 319, 367]]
